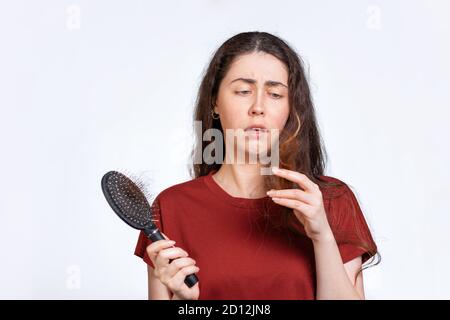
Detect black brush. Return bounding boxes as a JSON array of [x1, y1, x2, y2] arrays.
[[101, 170, 199, 288]]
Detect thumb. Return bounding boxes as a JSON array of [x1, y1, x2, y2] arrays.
[[161, 232, 171, 241]]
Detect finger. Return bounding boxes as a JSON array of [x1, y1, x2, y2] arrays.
[[167, 265, 200, 291], [146, 240, 176, 261], [267, 188, 312, 204], [271, 167, 318, 193], [271, 197, 311, 216], [155, 247, 189, 267], [164, 257, 197, 279], [161, 232, 170, 240]]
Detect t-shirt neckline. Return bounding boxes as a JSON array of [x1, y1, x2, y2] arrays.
[[203, 169, 271, 209]]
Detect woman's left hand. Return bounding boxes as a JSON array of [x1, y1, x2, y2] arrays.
[[266, 167, 334, 242]]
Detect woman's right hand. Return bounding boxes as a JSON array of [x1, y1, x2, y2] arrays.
[[146, 236, 200, 300]]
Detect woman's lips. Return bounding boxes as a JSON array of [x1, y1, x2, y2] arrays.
[[244, 128, 268, 138]]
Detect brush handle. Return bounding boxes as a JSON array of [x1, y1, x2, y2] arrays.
[[144, 228, 199, 288]]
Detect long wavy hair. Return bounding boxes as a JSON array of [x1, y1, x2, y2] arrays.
[[189, 31, 380, 282]]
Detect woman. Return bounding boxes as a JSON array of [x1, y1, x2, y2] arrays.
[[135, 31, 380, 300]]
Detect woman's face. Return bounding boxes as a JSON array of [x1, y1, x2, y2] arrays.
[[215, 51, 290, 163]]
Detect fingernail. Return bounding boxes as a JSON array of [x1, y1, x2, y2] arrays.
[[169, 240, 176, 244], [271, 167, 279, 173], [266, 190, 274, 195]]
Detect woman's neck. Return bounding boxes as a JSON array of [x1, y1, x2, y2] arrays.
[[212, 164, 267, 199]]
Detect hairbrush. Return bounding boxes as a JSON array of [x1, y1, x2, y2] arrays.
[[101, 170, 199, 288]]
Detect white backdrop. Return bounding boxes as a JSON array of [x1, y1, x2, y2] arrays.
[[1, 0, 449, 299]]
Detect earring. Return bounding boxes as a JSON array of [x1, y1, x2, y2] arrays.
[[211, 108, 220, 120]]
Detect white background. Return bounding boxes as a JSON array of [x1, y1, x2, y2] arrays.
[[1, 0, 449, 299]]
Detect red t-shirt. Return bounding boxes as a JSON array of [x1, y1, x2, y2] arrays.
[[134, 169, 377, 300]]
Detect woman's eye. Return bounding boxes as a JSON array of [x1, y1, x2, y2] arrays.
[[236, 90, 251, 95], [270, 93, 283, 99]]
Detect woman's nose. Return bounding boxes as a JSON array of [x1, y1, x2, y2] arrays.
[[250, 107, 264, 116], [249, 96, 265, 116]]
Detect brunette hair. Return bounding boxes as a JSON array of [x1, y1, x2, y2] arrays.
[[189, 31, 380, 282]]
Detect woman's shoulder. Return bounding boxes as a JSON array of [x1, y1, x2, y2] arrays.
[[154, 174, 208, 203], [317, 175, 353, 199]]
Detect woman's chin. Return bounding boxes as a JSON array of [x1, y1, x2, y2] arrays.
[[232, 147, 271, 164]]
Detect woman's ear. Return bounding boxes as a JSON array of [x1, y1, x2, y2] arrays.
[[212, 99, 219, 113]]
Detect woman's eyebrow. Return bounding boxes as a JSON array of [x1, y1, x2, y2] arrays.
[[229, 77, 288, 88]]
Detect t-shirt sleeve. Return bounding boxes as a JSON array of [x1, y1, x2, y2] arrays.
[[329, 184, 378, 265], [133, 195, 164, 269]]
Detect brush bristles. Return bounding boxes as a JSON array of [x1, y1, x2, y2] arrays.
[[105, 170, 159, 228]]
